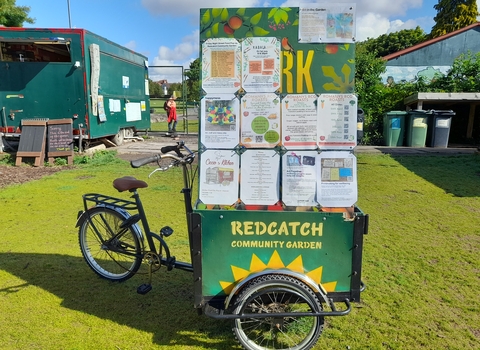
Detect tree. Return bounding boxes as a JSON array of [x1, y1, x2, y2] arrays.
[[0, 0, 34, 27], [430, 0, 479, 38], [148, 79, 161, 98], [184, 58, 200, 102], [362, 27, 427, 58]]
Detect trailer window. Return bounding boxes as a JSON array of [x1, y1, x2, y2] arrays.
[[0, 41, 71, 62]]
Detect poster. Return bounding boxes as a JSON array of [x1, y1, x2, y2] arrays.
[[199, 150, 239, 205], [282, 151, 318, 207], [242, 37, 281, 92], [316, 151, 357, 207], [317, 94, 357, 150], [240, 149, 280, 205], [202, 38, 242, 94], [281, 94, 318, 149], [200, 95, 239, 149], [299, 3, 356, 43], [240, 93, 281, 148]]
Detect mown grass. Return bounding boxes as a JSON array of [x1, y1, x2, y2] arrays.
[[150, 120, 199, 133], [0, 152, 479, 349]]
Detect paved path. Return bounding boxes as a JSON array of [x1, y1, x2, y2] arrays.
[[116, 132, 478, 156]]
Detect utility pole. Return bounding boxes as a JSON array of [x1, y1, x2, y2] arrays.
[[67, 0, 72, 28]]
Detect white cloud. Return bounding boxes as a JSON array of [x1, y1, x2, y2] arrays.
[[123, 40, 137, 50], [149, 30, 199, 81], [356, 13, 391, 41]]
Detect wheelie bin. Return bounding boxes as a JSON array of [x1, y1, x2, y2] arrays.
[[406, 110, 431, 147], [426, 110, 455, 148], [383, 111, 407, 146]]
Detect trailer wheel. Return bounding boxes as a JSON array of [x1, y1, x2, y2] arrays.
[[232, 274, 324, 350], [111, 129, 125, 146]]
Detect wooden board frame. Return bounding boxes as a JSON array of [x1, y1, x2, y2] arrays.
[[47, 119, 74, 165], [15, 120, 47, 167]]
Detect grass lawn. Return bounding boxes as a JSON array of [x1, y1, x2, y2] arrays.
[[0, 152, 479, 349]]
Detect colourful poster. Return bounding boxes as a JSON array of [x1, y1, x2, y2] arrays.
[[200, 94, 239, 149], [316, 151, 357, 207], [199, 149, 239, 205], [317, 94, 357, 150], [240, 93, 281, 148], [299, 3, 356, 43], [240, 149, 280, 205], [282, 94, 318, 149], [201, 38, 242, 94], [242, 37, 281, 92], [282, 151, 318, 207]]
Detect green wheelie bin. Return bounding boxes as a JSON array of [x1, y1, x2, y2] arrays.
[[383, 111, 407, 146], [406, 110, 431, 147]]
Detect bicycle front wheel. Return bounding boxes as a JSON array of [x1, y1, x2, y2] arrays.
[[79, 207, 142, 281], [232, 274, 324, 350]]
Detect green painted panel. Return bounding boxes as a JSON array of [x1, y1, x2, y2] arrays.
[[0, 28, 150, 138], [199, 7, 355, 94], [199, 209, 357, 297]]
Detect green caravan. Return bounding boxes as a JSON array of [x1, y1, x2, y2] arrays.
[[0, 27, 150, 149]]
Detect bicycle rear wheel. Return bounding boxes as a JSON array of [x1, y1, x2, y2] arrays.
[[79, 207, 142, 281]]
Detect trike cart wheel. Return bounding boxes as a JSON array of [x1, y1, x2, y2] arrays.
[[78, 207, 142, 281], [231, 274, 324, 350]]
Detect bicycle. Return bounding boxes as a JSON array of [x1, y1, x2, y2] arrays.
[[76, 140, 197, 294], [76, 140, 368, 350]]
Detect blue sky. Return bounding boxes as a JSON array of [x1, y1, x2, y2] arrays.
[[15, 0, 480, 82]]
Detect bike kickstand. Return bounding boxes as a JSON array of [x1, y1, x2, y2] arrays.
[[137, 261, 153, 295]]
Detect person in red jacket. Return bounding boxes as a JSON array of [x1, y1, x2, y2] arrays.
[[166, 96, 177, 137]]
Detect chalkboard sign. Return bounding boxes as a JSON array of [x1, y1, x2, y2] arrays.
[[16, 119, 47, 167], [47, 119, 74, 165]]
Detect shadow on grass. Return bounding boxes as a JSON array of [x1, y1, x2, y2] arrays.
[[381, 154, 480, 197], [0, 252, 237, 349]]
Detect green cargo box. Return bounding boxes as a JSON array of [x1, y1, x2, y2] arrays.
[[194, 208, 368, 304]]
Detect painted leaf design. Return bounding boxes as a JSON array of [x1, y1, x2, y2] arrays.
[[268, 8, 276, 19], [201, 10, 211, 25], [253, 26, 269, 36], [212, 8, 222, 18], [274, 9, 288, 24], [221, 8, 229, 21], [212, 22, 219, 36], [341, 64, 351, 80], [236, 8, 246, 16], [250, 12, 262, 25]]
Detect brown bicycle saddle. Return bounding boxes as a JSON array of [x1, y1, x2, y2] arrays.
[[113, 176, 148, 192]]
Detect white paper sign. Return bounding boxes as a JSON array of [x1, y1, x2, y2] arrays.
[[240, 93, 281, 148], [200, 95, 239, 149], [282, 151, 318, 207], [299, 3, 356, 43], [199, 150, 239, 205], [282, 94, 318, 149], [242, 37, 281, 92], [202, 38, 242, 94], [240, 149, 280, 205], [317, 94, 357, 150], [316, 151, 357, 207]]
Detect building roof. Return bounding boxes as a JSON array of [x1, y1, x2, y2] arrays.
[[383, 22, 480, 61]]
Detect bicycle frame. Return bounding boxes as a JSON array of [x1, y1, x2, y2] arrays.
[[76, 142, 197, 273]]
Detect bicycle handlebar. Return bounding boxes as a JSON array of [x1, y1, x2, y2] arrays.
[[130, 141, 194, 168]]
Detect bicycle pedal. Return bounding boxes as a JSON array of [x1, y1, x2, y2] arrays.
[[137, 283, 152, 295], [160, 226, 174, 237]]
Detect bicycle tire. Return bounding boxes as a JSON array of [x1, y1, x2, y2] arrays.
[[232, 274, 324, 350], [79, 207, 142, 281]]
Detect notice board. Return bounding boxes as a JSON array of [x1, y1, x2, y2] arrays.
[[47, 119, 74, 164], [15, 119, 47, 167]]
